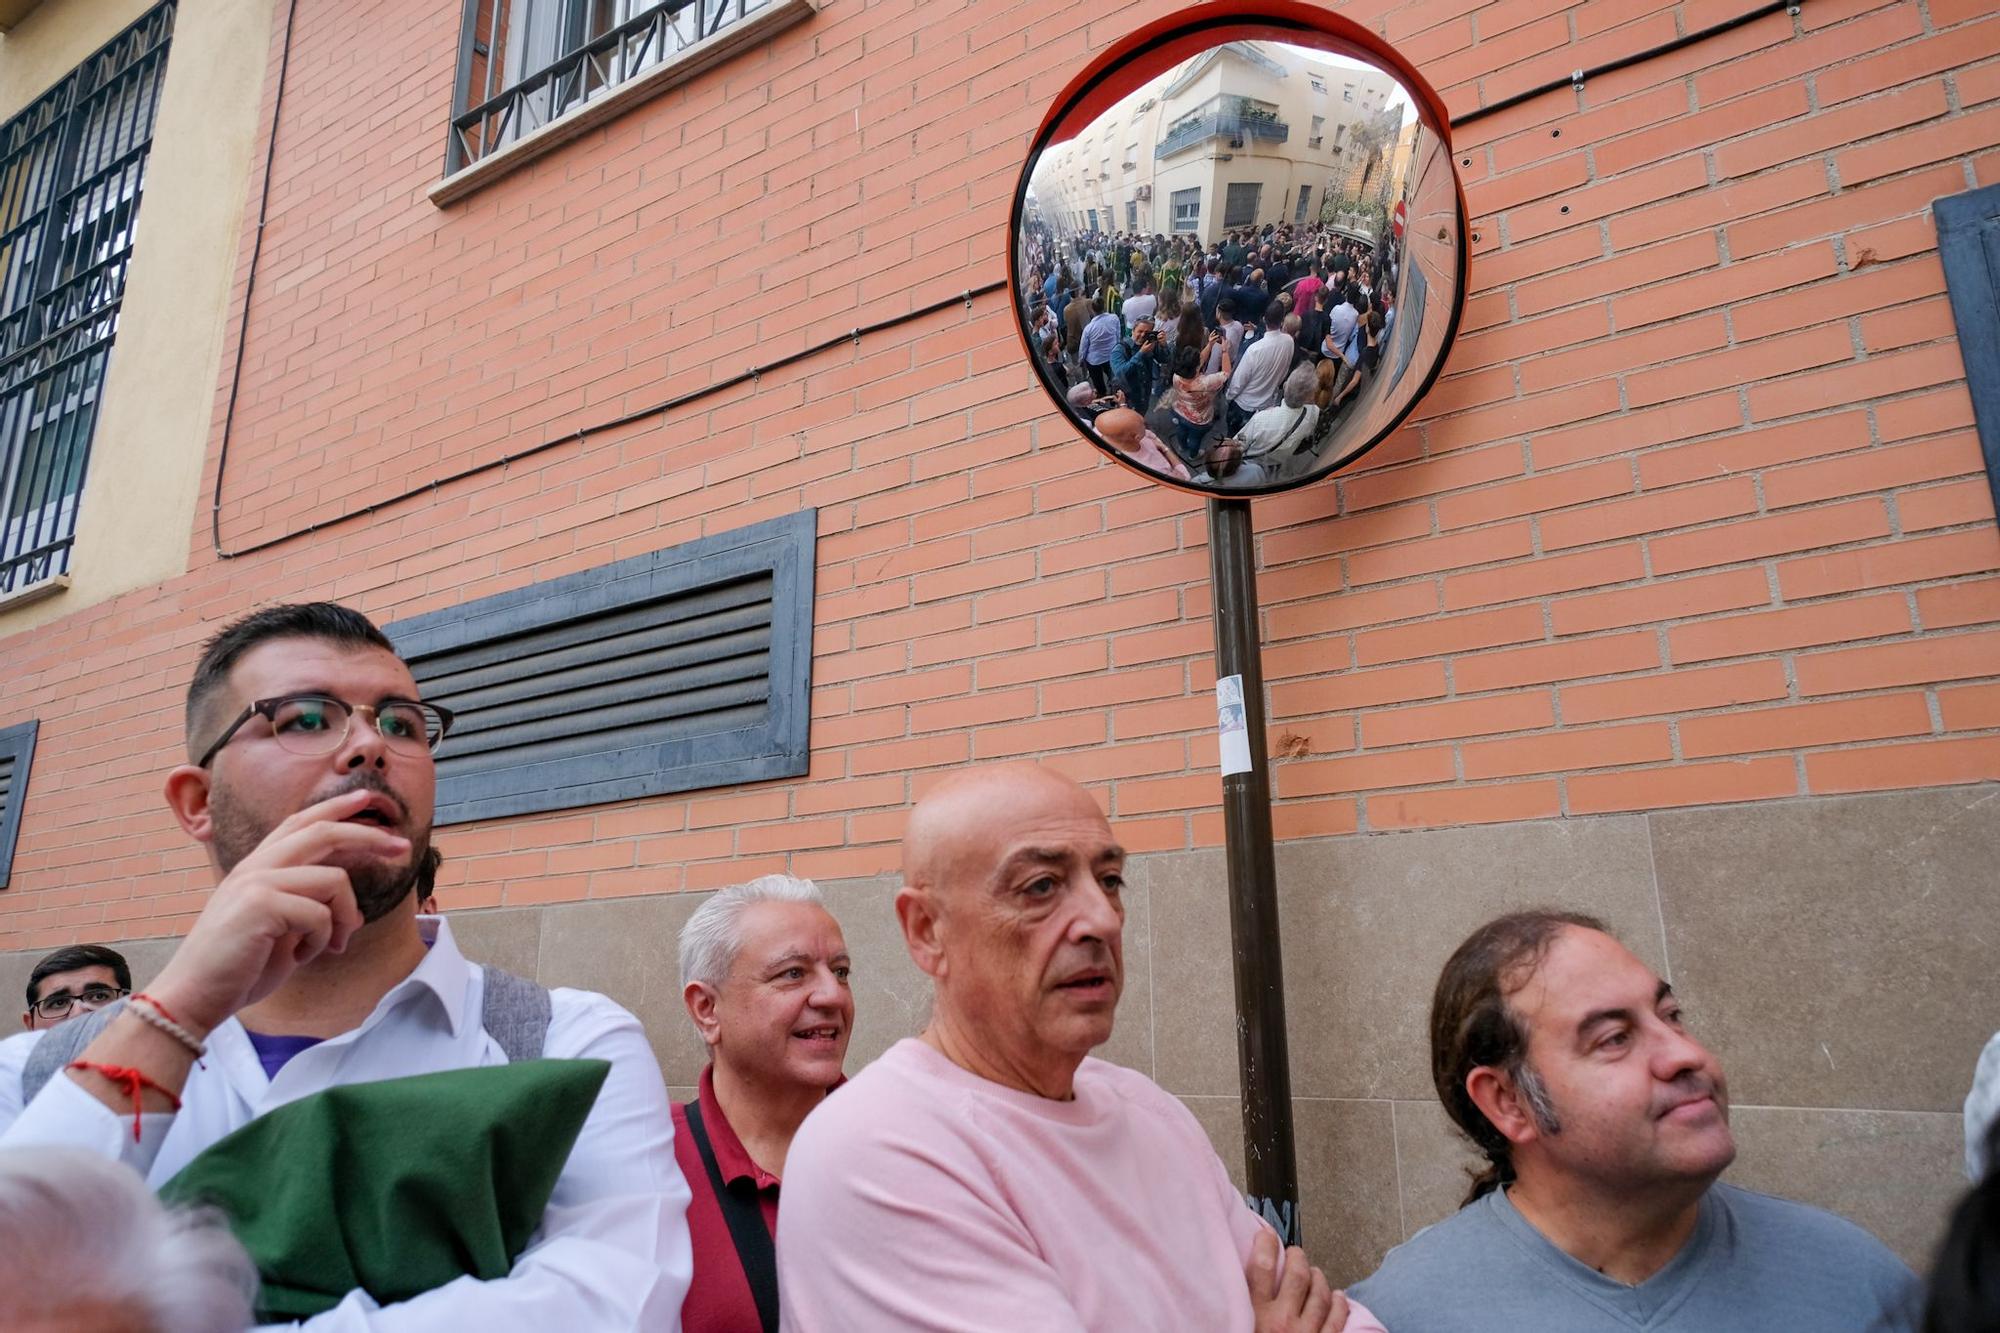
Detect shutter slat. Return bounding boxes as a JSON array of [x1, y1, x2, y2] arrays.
[[424, 618, 771, 714], [441, 648, 771, 743], [436, 681, 770, 768], [408, 574, 772, 680]]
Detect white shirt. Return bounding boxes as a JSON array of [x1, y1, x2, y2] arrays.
[[1122, 293, 1157, 330], [0, 917, 693, 1331], [1226, 331, 1294, 413], [0, 1028, 37, 1134], [1238, 402, 1319, 460], [1327, 303, 1359, 365]]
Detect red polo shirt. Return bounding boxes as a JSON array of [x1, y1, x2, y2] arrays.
[[672, 1066, 782, 1332]]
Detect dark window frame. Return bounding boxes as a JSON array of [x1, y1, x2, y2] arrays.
[[1171, 187, 1200, 233], [1936, 182, 2000, 526], [0, 719, 38, 889], [446, 0, 771, 175], [0, 3, 173, 594], [386, 509, 815, 826], [1223, 181, 1261, 229]]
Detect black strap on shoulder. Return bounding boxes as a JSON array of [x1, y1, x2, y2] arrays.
[[684, 1099, 779, 1333]]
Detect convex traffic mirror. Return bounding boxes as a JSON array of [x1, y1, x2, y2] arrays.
[[1010, 0, 1468, 497]]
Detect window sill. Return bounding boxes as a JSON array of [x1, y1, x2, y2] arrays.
[[0, 573, 68, 615], [430, 0, 816, 209]]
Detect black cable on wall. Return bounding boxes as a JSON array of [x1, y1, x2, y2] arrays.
[[208, 0, 1804, 560]]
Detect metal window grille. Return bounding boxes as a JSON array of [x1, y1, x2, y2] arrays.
[[1295, 185, 1312, 225], [1171, 187, 1200, 233], [447, 0, 769, 173], [1223, 182, 1261, 229], [0, 3, 173, 596]]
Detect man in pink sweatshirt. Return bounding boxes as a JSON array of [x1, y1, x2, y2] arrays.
[[777, 762, 1383, 1332]]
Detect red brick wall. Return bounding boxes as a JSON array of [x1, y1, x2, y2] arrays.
[[1, 0, 1996, 949]]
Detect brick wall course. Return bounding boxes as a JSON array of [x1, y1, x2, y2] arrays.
[[0, 0, 1994, 949]]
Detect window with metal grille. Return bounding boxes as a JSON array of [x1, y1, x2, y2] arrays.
[[1171, 188, 1200, 233], [1295, 185, 1312, 224], [447, 0, 795, 175], [0, 720, 37, 889], [0, 4, 172, 596], [1223, 182, 1261, 229], [1126, 200, 1137, 231], [385, 510, 815, 825]]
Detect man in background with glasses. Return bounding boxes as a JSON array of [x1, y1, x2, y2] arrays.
[[1, 601, 692, 1329], [0, 945, 134, 1137], [20, 944, 131, 1032]]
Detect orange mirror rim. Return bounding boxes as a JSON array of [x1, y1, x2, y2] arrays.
[[1008, 0, 1471, 498]]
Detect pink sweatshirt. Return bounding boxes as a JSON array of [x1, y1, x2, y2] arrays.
[[776, 1038, 1386, 1332]]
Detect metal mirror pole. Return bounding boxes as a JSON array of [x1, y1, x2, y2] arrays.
[[1206, 495, 1302, 1244]]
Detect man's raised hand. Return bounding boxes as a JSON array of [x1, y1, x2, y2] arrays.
[[148, 789, 406, 1036]]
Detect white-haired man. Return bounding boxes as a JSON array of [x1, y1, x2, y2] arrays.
[[675, 875, 852, 1333], [0, 1145, 259, 1332]]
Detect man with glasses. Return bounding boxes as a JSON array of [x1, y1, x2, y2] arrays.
[[21, 944, 131, 1031], [1, 602, 692, 1329], [0, 945, 135, 1136]]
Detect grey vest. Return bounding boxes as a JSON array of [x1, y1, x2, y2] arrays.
[[20, 965, 550, 1106]]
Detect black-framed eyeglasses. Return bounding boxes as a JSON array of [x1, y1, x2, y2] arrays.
[[32, 985, 129, 1022], [196, 693, 454, 769]]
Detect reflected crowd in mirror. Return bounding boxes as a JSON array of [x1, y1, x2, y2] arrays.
[[1020, 220, 1402, 488]]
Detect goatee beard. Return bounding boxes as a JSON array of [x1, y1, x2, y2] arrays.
[[346, 851, 426, 924]]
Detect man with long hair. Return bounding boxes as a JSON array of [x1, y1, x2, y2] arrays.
[[1352, 910, 1919, 1330]]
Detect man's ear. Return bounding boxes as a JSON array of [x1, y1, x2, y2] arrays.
[[163, 765, 216, 844], [683, 981, 722, 1051], [1466, 1065, 1541, 1150], [894, 883, 946, 983]]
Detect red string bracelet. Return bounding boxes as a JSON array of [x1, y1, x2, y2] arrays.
[[68, 1060, 181, 1142]]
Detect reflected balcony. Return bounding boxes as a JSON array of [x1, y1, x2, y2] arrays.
[[1155, 112, 1289, 159]]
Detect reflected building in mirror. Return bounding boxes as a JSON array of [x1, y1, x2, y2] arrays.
[[1028, 42, 1399, 244]]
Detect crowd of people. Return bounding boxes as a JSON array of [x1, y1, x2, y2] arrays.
[[1019, 220, 1400, 486], [0, 600, 1990, 1331]]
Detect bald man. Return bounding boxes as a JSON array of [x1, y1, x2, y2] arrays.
[[776, 763, 1379, 1332], [1095, 406, 1190, 481]]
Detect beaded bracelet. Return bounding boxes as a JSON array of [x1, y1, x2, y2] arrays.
[[68, 1059, 180, 1142], [125, 992, 207, 1059]]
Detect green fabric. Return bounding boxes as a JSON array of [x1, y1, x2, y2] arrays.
[[158, 1059, 610, 1322]]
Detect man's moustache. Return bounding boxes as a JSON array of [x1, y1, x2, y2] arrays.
[[309, 772, 408, 821]]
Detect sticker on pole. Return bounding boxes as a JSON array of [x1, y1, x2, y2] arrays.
[[1216, 674, 1252, 776]]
